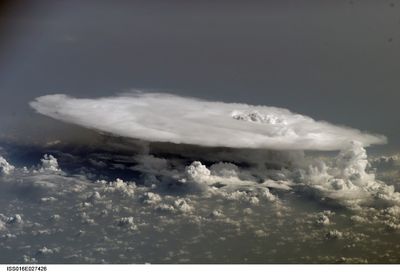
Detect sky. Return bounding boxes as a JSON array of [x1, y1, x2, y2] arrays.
[[0, 0, 399, 152]]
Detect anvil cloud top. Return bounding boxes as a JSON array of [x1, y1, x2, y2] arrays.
[[30, 92, 386, 151]]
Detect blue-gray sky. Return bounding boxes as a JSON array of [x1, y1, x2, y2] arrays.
[[0, 0, 399, 152]]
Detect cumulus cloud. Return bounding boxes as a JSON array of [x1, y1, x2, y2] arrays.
[[7, 214, 23, 225], [147, 140, 399, 210], [36, 246, 60, 256], [295, 141, 400, 208], [180, 160, 279, 199], [30, 92, 386, 151], [0, 156, 15, 175], [0, 149, 399, 263], [39, 154, 61, 173], [116, 217, 137, 230], [142, 192, 162, 205], [102, 178, 136, 198]]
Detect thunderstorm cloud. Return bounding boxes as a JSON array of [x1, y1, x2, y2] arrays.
[[29, 92, 386, 151], [0, 91, 392, 264]]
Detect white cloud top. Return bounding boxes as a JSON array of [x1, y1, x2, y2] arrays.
[[0, 156, 15, 175], [30, 92, 386, 150]]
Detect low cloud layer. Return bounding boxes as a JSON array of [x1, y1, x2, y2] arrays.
[[30, 92, 386, 151], [1, 145, 400, 263]]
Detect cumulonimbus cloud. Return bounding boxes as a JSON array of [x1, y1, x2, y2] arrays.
[[29, 92, 386, 151]]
